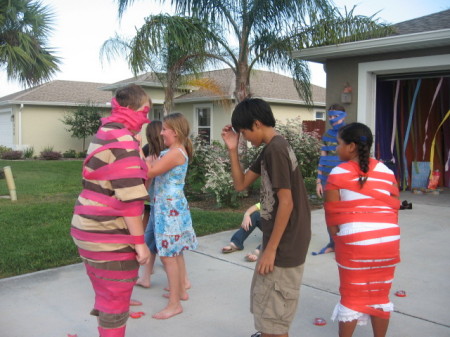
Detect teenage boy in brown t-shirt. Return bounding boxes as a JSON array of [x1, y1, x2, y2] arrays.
[[221, 98, 311, 337]]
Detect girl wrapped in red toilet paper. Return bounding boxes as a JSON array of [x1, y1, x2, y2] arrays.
[[324, 123, 400, 337]]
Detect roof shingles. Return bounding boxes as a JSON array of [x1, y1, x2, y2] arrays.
[[174, 69, 325, 104], [0, 80, 112, 105], [393, 9, 450, 35]]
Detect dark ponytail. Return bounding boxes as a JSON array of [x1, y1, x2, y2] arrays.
[[338, 123, 373, 188]]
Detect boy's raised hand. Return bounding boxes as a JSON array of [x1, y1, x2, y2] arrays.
[[221, 124, 239, 150]]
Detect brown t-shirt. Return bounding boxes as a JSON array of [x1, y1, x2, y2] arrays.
[[250, 135, 311, 267]]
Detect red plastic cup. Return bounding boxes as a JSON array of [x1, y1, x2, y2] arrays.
[[314, 318, 327, 326]]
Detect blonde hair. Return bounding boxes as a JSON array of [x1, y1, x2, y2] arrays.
[[163, 112, 193, 160], [145, 120, 164, 157]]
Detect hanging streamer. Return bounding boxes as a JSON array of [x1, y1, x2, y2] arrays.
[[429, 110, 450, 179], [390, 80, 400, 163], [402, 79, 422, 190], [422, 78, 444, 160]]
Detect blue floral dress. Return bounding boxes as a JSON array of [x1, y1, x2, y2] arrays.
[[153, 148, 198, 256]]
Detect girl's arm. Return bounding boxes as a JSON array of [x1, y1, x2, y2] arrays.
[[147, 148, 185, 178], [325, 189, 340, 237], [316, 149, 327, 197], [144, 154, 158, 188]]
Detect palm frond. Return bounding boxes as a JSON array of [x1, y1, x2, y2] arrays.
[[0, 0, 60, 86]]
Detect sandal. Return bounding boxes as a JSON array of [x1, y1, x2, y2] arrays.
[[222, 242, 241, 254], [245, 249, 260, 262], [312, 242, 334, 256]]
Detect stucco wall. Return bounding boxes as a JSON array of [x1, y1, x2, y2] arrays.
[[10, 97, 325, 154], [172, 101, 323, 143], [325, 46, 450, 123], [271, 104, 319, 124], [19, 105, 109, 154]]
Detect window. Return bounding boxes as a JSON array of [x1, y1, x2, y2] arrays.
[[195, 105, 212, 143], [152, 106, 163, 121], [315, 111, 325, 120]]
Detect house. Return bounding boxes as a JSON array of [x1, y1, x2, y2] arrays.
[[104, 68, 326, 144], [0, 81, 111, 154], [293, 9, 450, 188], [0, 69, 326, 154]]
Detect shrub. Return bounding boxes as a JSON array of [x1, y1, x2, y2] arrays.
[[276, 117, 321, 178], [77, 150, 87, 158], [63, 149, 77, 158], [303, 177, 317, 195], [187, 136, 248, 208], [40, 150, 62, 160], [186, 118, 321, 208], [185, 136, 209, 200], [23, 147, 34, 159], [201, 141, 246, 208], [1, 150, 23, 160], [42, 146, 54, 152], [0, 145, 13, 156]]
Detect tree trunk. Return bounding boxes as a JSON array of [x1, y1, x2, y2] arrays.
[[164, 86, 174, 116], [233, 57, 250, 102], [233, 63, 251, 169]]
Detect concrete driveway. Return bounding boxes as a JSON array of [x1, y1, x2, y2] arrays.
[[0, 190, 449, 337]]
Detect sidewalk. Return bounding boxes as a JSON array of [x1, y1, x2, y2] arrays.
[[1, 190, 449, 337]]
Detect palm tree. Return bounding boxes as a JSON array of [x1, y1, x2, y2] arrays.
[[113, 0, 393, 104], [0, 0, 60, 86], [101, 14, 221, 114]]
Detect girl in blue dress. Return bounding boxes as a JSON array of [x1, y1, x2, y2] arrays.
[[146, 112, 197, 320]]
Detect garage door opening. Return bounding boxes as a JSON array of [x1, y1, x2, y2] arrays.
[[0, 111, 14, 149], [375, 74, 450, 189]]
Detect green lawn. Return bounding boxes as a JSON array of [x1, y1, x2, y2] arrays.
[[0, 160, 242, 279]]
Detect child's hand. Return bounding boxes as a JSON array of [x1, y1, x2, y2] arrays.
[[316, 183, 323, 198], [135, 244, 150, 265], [221, 124, 239, 150], [257, 249, 276, 275], [241, 214, 253, 231]]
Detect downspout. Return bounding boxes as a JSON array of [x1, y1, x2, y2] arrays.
[[19, 104, 23, 148]]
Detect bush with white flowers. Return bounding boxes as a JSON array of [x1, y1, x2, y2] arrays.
[[187, 118, 321, 208]]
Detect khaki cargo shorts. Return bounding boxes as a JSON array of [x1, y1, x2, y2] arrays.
[[250, 264, 304, 335]]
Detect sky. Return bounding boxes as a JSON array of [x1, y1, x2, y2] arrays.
[[1, 0, 449, 97]]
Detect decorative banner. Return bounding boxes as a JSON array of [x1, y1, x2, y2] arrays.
[[390, 80, 400, 163], [429, 109, 450, 179], [402, 79, 422, 190], [423, 78, 443, 160]]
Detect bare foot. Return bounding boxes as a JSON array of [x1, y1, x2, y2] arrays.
[[136, 278, 151, 288], [164, 283, 191, 291], [152, 305, 183, 320], [130, 299, 142, 306], [245, 249, 260, 262], [163, 292, 189, 301]]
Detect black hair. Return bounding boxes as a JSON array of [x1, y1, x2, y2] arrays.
[[338, 122, 373, 188], [231, 98, 276, 132], [328, 104, 345, 112]]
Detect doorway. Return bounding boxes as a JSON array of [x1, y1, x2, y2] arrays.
[[375, 75, 450, 189]]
